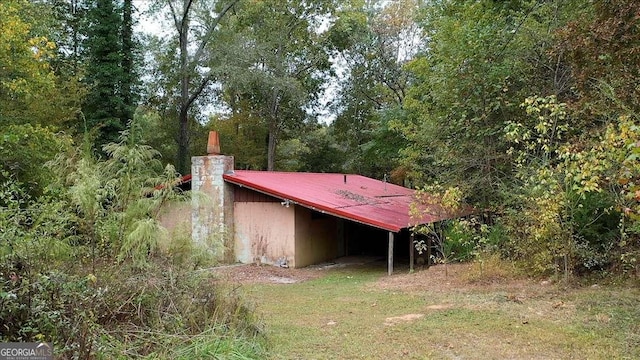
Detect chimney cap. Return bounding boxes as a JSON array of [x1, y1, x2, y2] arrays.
[[207, 131, 221, 155]]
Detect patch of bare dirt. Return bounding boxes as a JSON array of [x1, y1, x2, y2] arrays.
[[373, 263, 579, 324], [371, 265, 593, 346], [425, 304, 454, 310], [210, 264, 323, 284], [209, 256, 382, 284], [384, 313, 425, 326], [210, 261, 561, 310], [211, 261, 557, 306], [373, 262, 540, 294]]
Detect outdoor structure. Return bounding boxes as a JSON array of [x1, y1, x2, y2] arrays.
[[191, 132, 467, 275]]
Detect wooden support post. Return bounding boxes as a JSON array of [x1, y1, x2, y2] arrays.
[[409, 233, 415, 272], [388, 232, 394, 276], [426, 235, 432, 268]]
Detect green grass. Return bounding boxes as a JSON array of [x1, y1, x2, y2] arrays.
[[144, 327, 266, 360], [242, 264, 640, 359]]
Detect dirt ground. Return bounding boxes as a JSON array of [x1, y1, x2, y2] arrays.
[[211, 257, 547, 295], [211, 258, 569, 319], [211, 263, 323, 284], [374, 261, 542, 292], [210, 256, 384, 284]]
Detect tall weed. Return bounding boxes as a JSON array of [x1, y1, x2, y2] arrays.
[[1, 122, 263, 358]]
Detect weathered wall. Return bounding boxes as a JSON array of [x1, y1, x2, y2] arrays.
[[191, 155, 235, 262], [159, 201, 191, 234], [234, 202, 295, 266], [157, 201, 191, 254], [294, 207, 338, 268]]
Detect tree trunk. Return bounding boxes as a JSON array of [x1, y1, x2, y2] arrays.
[[121, 0, 134, 122], [72, 0, 80, 72], [267, 128, 276, 171], [177, 0, 190, 175], [267, 89, 281, 171], [166, 0, 237, 174], [177, 107, 190, 174]]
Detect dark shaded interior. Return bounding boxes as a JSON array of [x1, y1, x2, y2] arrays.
[[339, 220, 413, 264]]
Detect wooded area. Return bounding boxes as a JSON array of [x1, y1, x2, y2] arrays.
[[1, 0, 639, 357]]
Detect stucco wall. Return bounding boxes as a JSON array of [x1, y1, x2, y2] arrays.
[[234, 202, 295, 266], [159, 201, 191, 234], [294, 207, 338, 268]]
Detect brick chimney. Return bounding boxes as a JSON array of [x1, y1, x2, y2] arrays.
[[191, 131, 234, 262]]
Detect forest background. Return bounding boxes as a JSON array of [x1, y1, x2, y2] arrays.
[[1, 0, 639, 357]]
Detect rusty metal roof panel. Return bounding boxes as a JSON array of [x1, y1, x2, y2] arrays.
[[222, 171, 462, 232]]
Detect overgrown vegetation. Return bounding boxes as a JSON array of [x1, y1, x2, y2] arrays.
[[0, 123, 264, 357], [403, 0, 640, 280], [2, 0, 640, 355]]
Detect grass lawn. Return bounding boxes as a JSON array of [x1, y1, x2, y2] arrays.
[[235, 261, 640, 359]]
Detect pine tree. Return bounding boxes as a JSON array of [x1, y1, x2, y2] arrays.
[[83, 0, 138, 149], [120, 0, 138, 124]]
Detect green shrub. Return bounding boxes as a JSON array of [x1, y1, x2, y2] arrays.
[[569, 191, 620, 273], [0, 262, 266, 359], [0, 124, 73, 199], [442, 220, 475, 262], [1, 123, 265, 358], [441, 218, 509, 263], [91, 262, 265, 359]]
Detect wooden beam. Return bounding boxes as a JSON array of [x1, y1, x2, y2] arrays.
[[409, 233, 415, 272], [388, 232, 394, 276], [426, 235, 432, 268]]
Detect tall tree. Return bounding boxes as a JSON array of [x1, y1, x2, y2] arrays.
[[558, 0, 640, 116], [400, 0, 568, 205], [328, 0, 422, 180], [84, 0, 125, 146], [46, 0, 90, 77], [207, 110, 268, 170], [150, 0, 239, 174], [0, 0, 79, 196], [120, 0, 138, 123], [0, 0, 82, 128], [0, 0, 59, 127], [225, 0, 334, 170], [295, 124, 346, 173]]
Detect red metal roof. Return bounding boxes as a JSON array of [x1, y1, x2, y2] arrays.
[[223, 171, 465, 232]]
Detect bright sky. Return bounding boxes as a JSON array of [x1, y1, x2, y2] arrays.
[[134, 1, 166, 36]]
